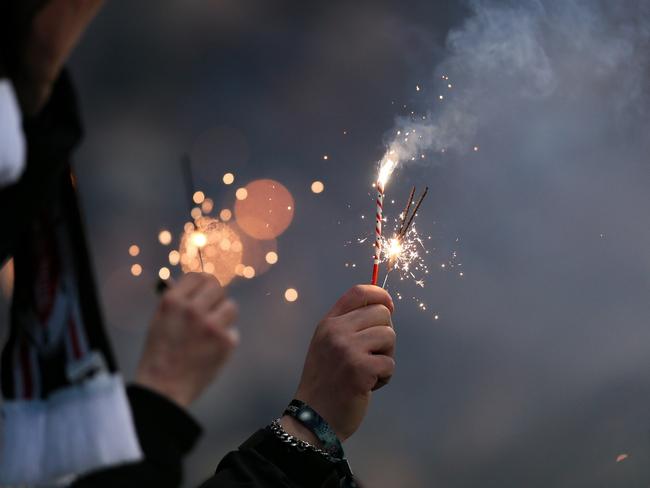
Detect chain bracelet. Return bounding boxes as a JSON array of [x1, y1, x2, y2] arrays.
[[267, 419, 339, 463]]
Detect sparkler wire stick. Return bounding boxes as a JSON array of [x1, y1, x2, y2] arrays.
[[400, 187, 428, 239], [397, 186, 416, 237], [371, 180, 385, 285], [181, 155, 204, 271], [381, 271, 390, 289]]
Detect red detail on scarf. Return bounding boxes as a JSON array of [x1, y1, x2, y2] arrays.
[[68, 317, 82, 360]]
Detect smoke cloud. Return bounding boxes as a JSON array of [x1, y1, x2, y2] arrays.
[[383, 0, 650, 169]]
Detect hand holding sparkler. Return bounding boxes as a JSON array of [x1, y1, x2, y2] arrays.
[[136, 272, 239, 408], [282, 285, 395, 443]]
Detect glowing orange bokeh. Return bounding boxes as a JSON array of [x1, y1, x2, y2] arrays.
[[232, 221, 278, 277], [234, 179, 294, 240], [284, 288, 298, 302], [179, 218, 243, 286]]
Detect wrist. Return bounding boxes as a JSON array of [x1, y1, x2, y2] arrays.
[[134, 365, 192, 409], [283, 399, 346, 461]]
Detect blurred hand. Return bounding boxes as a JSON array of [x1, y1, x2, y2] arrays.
[[135, 273, 239, 408], [282, 285, 396, 444]]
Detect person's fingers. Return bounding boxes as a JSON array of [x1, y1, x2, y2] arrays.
[[175, 272, 212, 298], [224, 326, 240, 347], [191, 278, 226, 312], [354, 326, 396, 356], [367, 355, 395, 391], [206, 298, 239, 333], [327, 285, 394, 317], [335, 304, 392, 332]]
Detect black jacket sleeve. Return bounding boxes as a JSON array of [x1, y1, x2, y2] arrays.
[[199, 429, 342, 488], [71, 384, 202, 488]]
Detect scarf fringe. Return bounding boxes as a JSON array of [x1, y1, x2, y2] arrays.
[[0, 373, 142, 486]]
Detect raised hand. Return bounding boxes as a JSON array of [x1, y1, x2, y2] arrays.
[[135, 272, 239, 408], [283, 284, 396, 443]]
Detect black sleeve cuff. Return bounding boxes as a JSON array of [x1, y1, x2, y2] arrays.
[[70, 385, 203, 487], [127, 384, 203, 458], [239, 429, 340, 487]]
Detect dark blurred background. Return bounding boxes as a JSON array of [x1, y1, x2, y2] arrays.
[[3, 0, 650, 486]]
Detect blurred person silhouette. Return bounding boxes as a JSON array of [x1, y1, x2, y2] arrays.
[[0, 1, 239, 486], [0, 3, 397, 488]]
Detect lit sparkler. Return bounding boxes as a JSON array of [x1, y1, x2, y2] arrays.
[[368, 161, 429, 288], [371, 153, 397, 285], [182, 155, 205, 271]]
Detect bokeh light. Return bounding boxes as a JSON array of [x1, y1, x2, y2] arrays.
[[242, 266, 255, 279], [130, 264, 142, 276], [158, 230, 172, 245], [192, 191, 205, 204], [201, 198, 214, 214], [220, 208, 232, 221], [128, 244, 140, 256], [168, 250, 180, 265], [232, 223, 277, 277], [190, 231, 207, 248], [234, 179, 295, 240], [311, 181, 325, 194], [265, 251, 278, 264], [284, 288, 298, 302], [235, 188, 248, 200], [179, 218, 243, 286], [191, 207, 202, 220], [223, 172, 235, 185], [158, 267, 171, 280]]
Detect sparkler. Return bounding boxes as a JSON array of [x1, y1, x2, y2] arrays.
[[371, 155, 397, 285], [182, 155, 205, 271], [156, 156, 204, 293], [383, 186, 428, 287], [369, 146, 429, 288]]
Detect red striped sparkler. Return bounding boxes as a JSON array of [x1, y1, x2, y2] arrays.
[[371, 156, 397, 285]]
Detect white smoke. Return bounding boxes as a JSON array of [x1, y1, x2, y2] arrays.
[[382, 0, 650, 168]]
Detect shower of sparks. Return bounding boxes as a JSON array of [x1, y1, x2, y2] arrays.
[[349, 187, 463, 319], [378, 220, 429, 286]]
